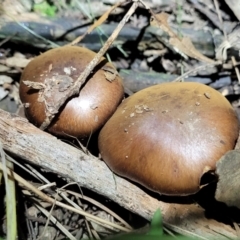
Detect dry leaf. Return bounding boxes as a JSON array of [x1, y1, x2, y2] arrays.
[[0, 75, 13, 85], [0, 57, 32, 68], [102, 65, 118, 82], [104, 71, 117, 82], [151, 12, 215, 64], [215, 150, 240, 208]]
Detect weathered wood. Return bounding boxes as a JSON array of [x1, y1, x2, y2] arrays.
[[0, 109, 237, 239], [120, 69, 231, 92], [0, 14, 222, 57]]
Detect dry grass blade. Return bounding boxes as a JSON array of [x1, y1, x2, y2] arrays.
[[35, 203, 76, 240], [173, 63, 219, 82], [8, 154, 128, 234], [65, 189, 133, 229], [38, 182, 56, 191], [233, 222, 240, 239], [0, 7, 59, 48], [6, 154, 46, 183], [91, 228, 101, 240], [0, 161, 131, 233], [69, 0, 129, 45], [231, 56, 240, 83], [0, 142, 17, 240]]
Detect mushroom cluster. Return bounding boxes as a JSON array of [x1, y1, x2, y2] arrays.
[[98, 82, 239, 195], [19, 46, 124, 138], [19, 46, 239, 196]]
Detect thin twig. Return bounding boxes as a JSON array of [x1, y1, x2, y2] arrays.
[[173, 62, 220, 82], [40, 1, 139, 130], [231, 56, 240, 83], [0, 162, 131, 233], [69, 0, 130, 46], [213, 0, 227, 39], [35, 203, 76, 240], [65, 189, 133, 229]]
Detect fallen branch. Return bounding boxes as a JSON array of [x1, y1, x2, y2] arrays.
[[0, 109, 237, 240], [0, 16, 221, 57]]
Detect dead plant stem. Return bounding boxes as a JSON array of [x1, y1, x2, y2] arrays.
[[40, 1, 139, 130]]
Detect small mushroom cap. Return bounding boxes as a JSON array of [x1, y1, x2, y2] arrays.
[[19, 46, 124, 138], [98, 82, 239, 195]]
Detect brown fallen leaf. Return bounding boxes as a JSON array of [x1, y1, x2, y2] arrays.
[[215, 149, 240, 208], [151, 12, 216, 64]]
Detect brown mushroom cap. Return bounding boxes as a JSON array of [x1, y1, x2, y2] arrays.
[[98, 82, 239, 195], [19, 46, 124, 138]]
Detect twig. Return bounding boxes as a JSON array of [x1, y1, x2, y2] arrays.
[[231, 56, 240, 83], [69, 0, 130, 46], [0, 161, 131, 233], [40, 1, 139, 130], [173, 62, 220, 82], [0, 109, 237, 239], [35, 203, 76, 240], [187, 0, 222, 31], [64, 189, 133, 229], [213, 0, 226, 39]]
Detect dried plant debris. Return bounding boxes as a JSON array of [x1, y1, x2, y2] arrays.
[[2, 0, 240, 239], [224, 0, 240, 21], [0, 53, 32, 69], [151, 12, 216, 64], [216, 25, 240, 61], [1, 156, 132, 240], [215, 150, 240, 208]]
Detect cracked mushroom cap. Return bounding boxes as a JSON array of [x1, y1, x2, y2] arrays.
[[19, 46, 124, 138], [98, 82, 239, 195]]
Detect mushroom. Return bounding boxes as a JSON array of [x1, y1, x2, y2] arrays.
[[98, 82, 239, 195], [19, 46, 124, 138]]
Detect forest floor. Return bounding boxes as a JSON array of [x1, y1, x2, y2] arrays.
[[1, 0, 240, 240]]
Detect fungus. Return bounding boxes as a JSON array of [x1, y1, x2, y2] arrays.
[[19, 46, 124, 138], [98, 82, 239, 195]]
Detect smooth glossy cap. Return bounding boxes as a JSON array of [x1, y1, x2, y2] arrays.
[[19, 46, 124, 138], [98, 82, 239, 195]]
